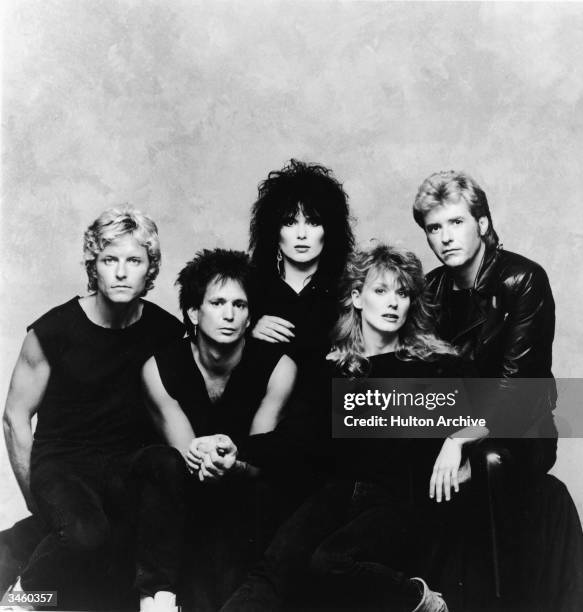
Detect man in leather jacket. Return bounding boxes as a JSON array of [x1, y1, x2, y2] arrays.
[[412, 170, 557, 477], [411, 174, 583, 612]]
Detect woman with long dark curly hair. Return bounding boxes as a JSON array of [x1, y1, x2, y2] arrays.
[[222, 243, 487, 612], [249, 159, 354, 365]]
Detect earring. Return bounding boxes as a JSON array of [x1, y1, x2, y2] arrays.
[[276, 249, 284, 276], [193, 323, 198, 337]]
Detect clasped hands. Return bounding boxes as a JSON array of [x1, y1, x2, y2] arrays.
[[185, 434, 238, 482]]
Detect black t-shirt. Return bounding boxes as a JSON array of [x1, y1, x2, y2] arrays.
[[29, 297, 184, 466], [154, 338, 285, 447], [252, 273, 338, 366]]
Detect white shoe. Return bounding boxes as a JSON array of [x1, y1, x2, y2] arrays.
[[154, 591, 176, 610], [1, 577, 35, 611], [409, 577, 448, 612], [139, 595, 155, 612], [140, 591, 178, 612]]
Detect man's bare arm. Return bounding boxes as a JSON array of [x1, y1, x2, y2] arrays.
[[249, 354, 297, 435], [194, 355, 298, 481], [227, 354, 297, 478], [3, 330, 50, 511], [141, 356, 196, 458]]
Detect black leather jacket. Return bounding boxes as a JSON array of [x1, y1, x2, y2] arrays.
[[426, 246, 557, 439]]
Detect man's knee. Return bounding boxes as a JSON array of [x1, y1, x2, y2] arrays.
[[310, 544, 346, 577], [136, 445, 189, 487], [58, 513, 110, 554]]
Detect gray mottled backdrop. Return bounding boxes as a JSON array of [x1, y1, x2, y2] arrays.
[[2, 0, 583, 527]]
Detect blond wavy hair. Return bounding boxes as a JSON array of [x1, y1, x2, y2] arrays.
[[331, 243, 457, 377]]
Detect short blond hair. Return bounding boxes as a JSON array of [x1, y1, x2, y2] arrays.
[[413, 171, 499, 249]]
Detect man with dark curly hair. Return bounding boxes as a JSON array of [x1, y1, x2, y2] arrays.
[[2, 206, 184, 609], [140, 248, 297, 610]]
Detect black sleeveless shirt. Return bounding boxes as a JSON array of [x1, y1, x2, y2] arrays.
[[29, 297, 184, 467], [154, 338, 285, 446]]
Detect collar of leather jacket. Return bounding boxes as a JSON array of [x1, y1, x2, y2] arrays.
[[431, 245, 502, 295], [473, 244, 503, 296], [429, 245, 503, 342]]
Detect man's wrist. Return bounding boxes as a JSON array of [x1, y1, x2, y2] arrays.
[[231, 459, 249, 476]]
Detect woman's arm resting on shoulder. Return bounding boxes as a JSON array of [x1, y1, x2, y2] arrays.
[[3, 330, 50, 512]]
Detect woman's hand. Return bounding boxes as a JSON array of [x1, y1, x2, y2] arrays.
[[251, 315, 295, 343], [429, 436, 464, 503]]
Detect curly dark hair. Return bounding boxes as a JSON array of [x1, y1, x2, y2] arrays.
[[249, 159, 354, 283], [176, 249, 253, 337]]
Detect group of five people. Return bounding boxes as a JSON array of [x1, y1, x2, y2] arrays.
[[2, 161, 580, 611]]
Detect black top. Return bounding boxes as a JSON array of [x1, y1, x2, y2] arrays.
[[241, 352, 468, 490], [29, 297, 184, 467], [154, 338, 285, 447], [252, 273, 338, 366], [426, 247, 555, 378], [426, 247, 557, 438], [448, 288, 473, 338]]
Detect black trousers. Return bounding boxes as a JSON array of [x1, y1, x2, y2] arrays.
[[21, 445, 189, 603], [0, 516, 46, 594], [221, 478, 457, 612]]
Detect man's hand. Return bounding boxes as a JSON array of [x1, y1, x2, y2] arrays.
[[251, 315, 295, 344], [185, 435, 216, 473], [186, 434, 238, 481], [429, 436, 465, 503]]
